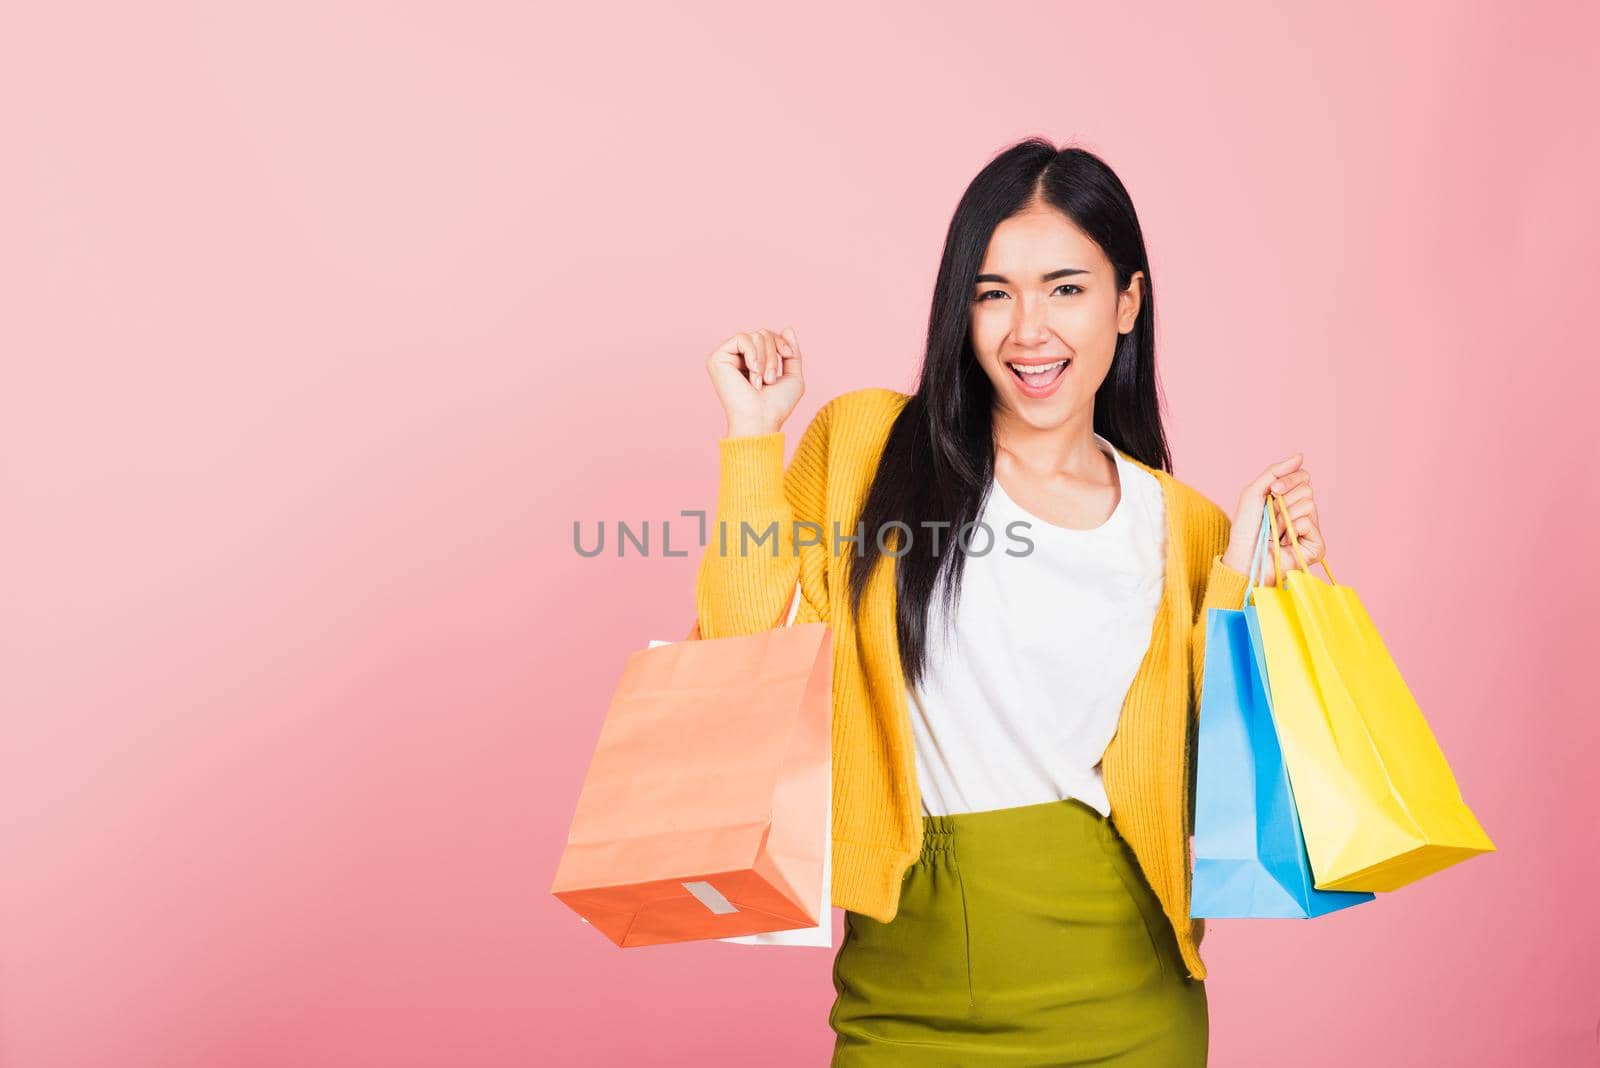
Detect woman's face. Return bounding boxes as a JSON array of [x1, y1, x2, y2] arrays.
[[969, 203, 1143, 431]]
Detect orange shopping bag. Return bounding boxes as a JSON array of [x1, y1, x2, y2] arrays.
[[551, 582, 832, 947]]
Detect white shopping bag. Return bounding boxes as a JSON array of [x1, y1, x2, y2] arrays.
[[643, 582, 835, 947]]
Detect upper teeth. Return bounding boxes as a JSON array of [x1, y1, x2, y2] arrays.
[[1011, 360, 1066, 373]]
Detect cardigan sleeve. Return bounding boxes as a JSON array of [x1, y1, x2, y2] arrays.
[[693, 397, 834, 638]]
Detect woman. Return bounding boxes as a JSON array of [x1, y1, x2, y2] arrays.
[[695, 139, 1326, 1066]]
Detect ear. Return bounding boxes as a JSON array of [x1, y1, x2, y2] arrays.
[[1117, 270, 1144, 334]]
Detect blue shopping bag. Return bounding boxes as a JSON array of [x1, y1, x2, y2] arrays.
[[1191, 504, 1375, 918]]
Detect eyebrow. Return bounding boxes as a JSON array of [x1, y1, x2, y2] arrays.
[[973, 267, 1090, 284]]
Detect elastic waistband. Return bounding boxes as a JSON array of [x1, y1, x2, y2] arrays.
[[916, 797, 1114, 863]]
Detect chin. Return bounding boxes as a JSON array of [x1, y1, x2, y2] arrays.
[[1002, 393, 1074, 427], [1020, 403, 1074, 429]]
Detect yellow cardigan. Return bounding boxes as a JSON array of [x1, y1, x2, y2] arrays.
[[694, 387, 1251, 980]]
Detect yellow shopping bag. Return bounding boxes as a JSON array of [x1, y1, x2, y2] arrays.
[[1250, 492, 1495, 892]]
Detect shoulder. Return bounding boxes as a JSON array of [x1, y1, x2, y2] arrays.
[[1120, 452, 1231, 548], [804, 387, 911, 444], [790, 389, 910, 492], [1163, 472, 1230, 532], [1160, 473, 1234, 568], [822, 386, 911, 426]]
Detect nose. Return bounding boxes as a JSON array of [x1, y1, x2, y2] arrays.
[[1013, 293, 1052, 345]]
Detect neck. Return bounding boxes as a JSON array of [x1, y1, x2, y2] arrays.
[[990, 405, 1109, 479]]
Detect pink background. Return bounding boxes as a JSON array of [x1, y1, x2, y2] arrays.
[[3, 3, 1596, 1065]]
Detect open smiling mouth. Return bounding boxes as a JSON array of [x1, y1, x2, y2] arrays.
[[1007, 358, 1070, 387]]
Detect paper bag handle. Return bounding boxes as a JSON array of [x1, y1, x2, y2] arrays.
[[1265, 490, 1337, 587], [1243, 500, 1274, 607]]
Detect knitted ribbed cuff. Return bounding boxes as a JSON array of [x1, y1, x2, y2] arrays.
[[716, 432, 786, 517], [1205, 552, 1252, 612]]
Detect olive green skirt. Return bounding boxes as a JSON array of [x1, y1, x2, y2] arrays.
[[829, 797, 1208, 1066]]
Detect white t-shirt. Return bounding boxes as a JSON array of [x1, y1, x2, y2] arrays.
[[906, 432, 1167, 818]]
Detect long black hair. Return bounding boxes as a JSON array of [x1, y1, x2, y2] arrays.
[[845, 138, 1170, 690]]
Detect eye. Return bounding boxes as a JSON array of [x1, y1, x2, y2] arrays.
[[973, 285, 1082, 302]]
